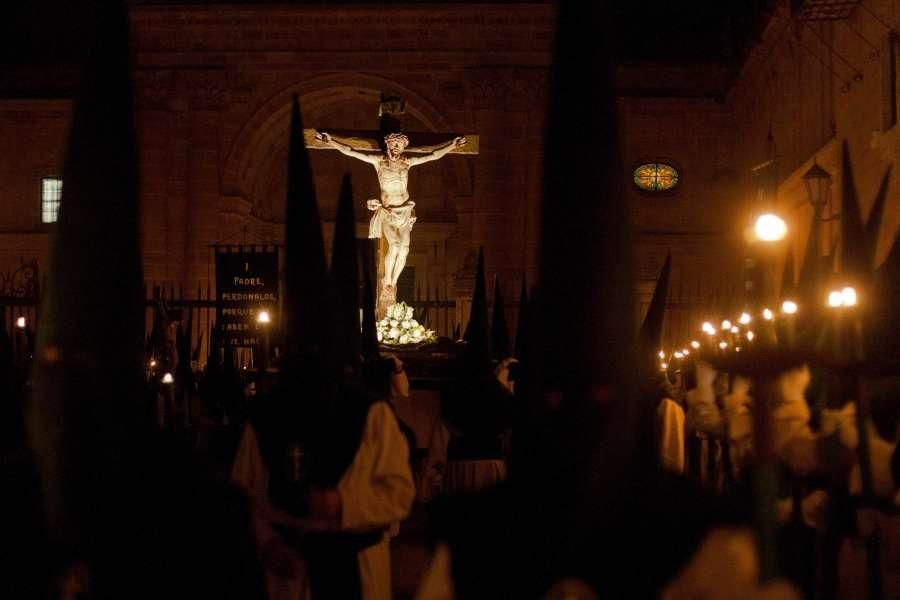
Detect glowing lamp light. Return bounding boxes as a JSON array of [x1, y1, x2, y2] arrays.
[[161, 372, 174, 384], [827, 290, 844, 308], [682, 348, 690, 355], [762, 308, 774, 321], [691, 340, 701, 349], [739, 312, 752, 325], [660, 362, 669, 371], [754, 213, 787, 242], [781, 300, 798, 315], [674, 352, 684, 359], [257, 310, 271, 324], [15, 316, 26, 329], [658, 350, 665, 359], [721, 320, 732, 330], [746, 331, 756, 342], [701, 322, 717, 335], [718, 341, 728, 350], [730, 326, 740, 334], [841, 287, 857, 307], [149, 359, 157, 368]]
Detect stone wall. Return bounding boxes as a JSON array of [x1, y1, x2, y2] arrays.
[[728, 0, 900, 285]]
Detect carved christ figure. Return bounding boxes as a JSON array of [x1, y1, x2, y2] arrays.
[[315, 130, 466, 294]]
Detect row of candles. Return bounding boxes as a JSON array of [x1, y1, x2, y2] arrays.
[[657, 285, 859, 371]]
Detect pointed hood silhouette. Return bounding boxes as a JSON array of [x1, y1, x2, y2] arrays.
[[463, 248, 490, 367], [839, 141, 870, 283], [490, 274, 511, 360], [513, 277, 529, 360], [331, 174, 361, 374], [638, 252, 671, 356], [864, 167, 892, 266], [519, 1, 637, 589], [283, 94, 330, 367], [29, 0, 144, 551]]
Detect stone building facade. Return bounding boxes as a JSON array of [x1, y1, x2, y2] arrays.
[[1, 1, 897, 348]]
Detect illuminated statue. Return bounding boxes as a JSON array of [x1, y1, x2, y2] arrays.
[[315, 130, 466, 303]]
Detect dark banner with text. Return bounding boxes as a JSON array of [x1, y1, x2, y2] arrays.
[[215, 247, 279, 347]]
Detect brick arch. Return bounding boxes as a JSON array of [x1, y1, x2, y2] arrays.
[[221, 72, 465, 201]]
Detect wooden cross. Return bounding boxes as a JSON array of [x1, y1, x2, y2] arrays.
[[303, 129, 479, 155], [304, 92, 478, 155], [303, 95, 478, 321]]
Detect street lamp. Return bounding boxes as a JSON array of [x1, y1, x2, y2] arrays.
[[754, 213, 788, 242], [803, 161, 833, 219]]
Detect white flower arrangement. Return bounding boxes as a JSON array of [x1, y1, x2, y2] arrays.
[[377, 301, 436, 346]]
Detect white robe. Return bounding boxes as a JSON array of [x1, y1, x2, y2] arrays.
[[232, 402, 415, 600]]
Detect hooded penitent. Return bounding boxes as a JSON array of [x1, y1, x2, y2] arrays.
[[516, 1, 638, 593], [249, 94, 386, 599], [28, 0, 144, 554]]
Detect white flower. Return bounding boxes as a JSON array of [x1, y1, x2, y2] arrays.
[[377, 331, 383, 342], [401, 320, 410, 329], [399, 334, 410, 344], [412, 329, 422, 339], [388, 327, 400, 340], [406, 306, 414, 320], [390, 319, 399, 327], [410, 319, 419, 328]]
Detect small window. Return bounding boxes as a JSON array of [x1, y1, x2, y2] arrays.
[[41, 177, 62, 223], [633, 162, 679, 192]]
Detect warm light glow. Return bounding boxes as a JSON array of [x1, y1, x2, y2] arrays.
[[718, 341, 728, 349], [721, 320, 732, 330], [782, 300, 798, 315], [762, 308, 774, 321], [660, 362, 669, 371], [674, 352, 684, 359], [746, 331, 755, 341], [15, 316, 25, 329], [161, 372, 174, 384], [691, 340, 701, 349], [658, 350, 665, 359], [841, 287, 857, 307], [739, 312, 752, 325], [257, 310, 271, 324], [827, 290, 843, 308], [754, 213, 788, 242], [701, 322, 717, 335], [682, 348, 690, 355], [735, 346, 742, 352], [730, 326, 739, 334], [149, 359, 157, 368]]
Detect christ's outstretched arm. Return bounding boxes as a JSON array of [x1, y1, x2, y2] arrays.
[[315, 131, 380, 165], [406, 136, 467, 167]]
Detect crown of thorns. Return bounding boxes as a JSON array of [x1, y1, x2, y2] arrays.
[[384, 133, 410, 148]]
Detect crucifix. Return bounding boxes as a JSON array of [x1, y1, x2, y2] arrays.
[[305, 95, 478, 318]]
